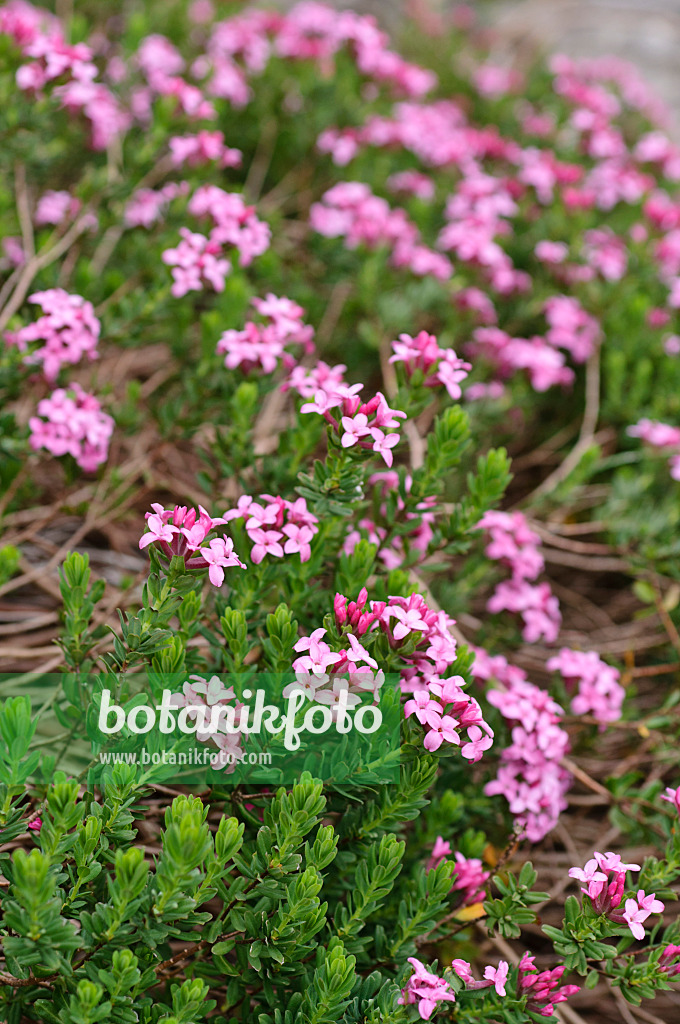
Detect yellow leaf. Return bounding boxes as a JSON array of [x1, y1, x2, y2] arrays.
[[483, 843, 501, 868], [455, 902, 486, 922]]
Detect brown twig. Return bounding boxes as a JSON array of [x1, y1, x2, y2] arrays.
[[14, 162, 34, 261], [0, 214, 95, 333], [522, 345, 601, 504]]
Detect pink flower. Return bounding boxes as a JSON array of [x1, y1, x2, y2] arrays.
[[282, 523, 314, 562], [201, 537, 245, 586], [388, 604, 430, 640], [535, 240, 568, 264], [661, 786, 680, 815], [27, 816, 42, 833], [622, 891, 665, 940], [341, 412, 371, 446], [404, 690, 443, 728], [139, 514, 177, 550], [423, 714, 460, 752], [484, 960, 509, 996], [249, 528, 284, 564], [450, 959, 474, 984], [162, 228, 230, 297], [373, 393, 407, 429], [451, 852, 489, 903], [29, 384, 113, 472], [138, 503, 243, 587], [293, 628, 342, 675], [314, 679, 361, 710], [6, 288, 100, 381], [569, 858, 608, 898], [461, 725, 493, 762], [473, 63, 522, 98], [397, 958, 456, 1020], [345, 633, 378, 669], [169, 130, 241, 168], [426, 836, 452, 873], [283, 672, 329, 700], [35, 190, 80, 226], [547, 648, 624, 728], [370, 428, 399, 466]]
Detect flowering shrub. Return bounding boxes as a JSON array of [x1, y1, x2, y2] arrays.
[[1, 1, 680, 1022]]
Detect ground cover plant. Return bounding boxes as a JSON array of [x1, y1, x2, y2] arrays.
[[1, 1, 680, 1021]]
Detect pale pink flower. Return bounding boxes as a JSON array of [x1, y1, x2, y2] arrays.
[[622, 891, 665, 940], [201, 537, 245, 586], [423, 714, 460, 752], [249, 528, 284, 564], [484, 961, 509, 996]]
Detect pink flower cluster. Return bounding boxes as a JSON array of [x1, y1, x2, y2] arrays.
[[186, 2, 436, 112], [192, 9, 277, 109], [473, 648, 571, 842], [28, 383, 113, 472], [478, 511, 561, 644], [3, 0, 128, 149], [389, 330, 471, 400], [2, 236, 25, 268], [35, 189, 81, 227], [162, 187, 270, 297], [168, 130, 241, 168], [5, 288, 100, 381], [224, 494, 319, 564], [404, 676, 493, 756], [515, 953, 580, 1017], [289, 625, 383, 710], [397, 958, 456, 1019], [468, 326, 574, 393], [343, 470, 435, 570], [438, 166, 528, 294], [544, 296, 601, 363], [488, 581, 561, 645], [547, 648, 624, 727], [386, 170, 435, 200], [134, 32, 216, 120], [582, 227, 628, 281], [310, 182, 452, 281], [162, 228, 230, 297], [331, 589, 491, 757], [139, 503, 245, 586], [427, 836, 489, 905], [468, 290, 600, 390], [169, 674, 244, 772], [301, 377, 405, 468], [217, 294, 314, 375], [274, 2, 436, 97], [296, 589, 494, 759], [187, 186, 270, 262], [399, 951, 579, 1021], [473, 63, 523, 99], [124, 182, 189, 229], [317, 99, 516, 174], [628, 418, 680, 481], [284, 359, 348, 401], [569, 851, 664, 941]]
